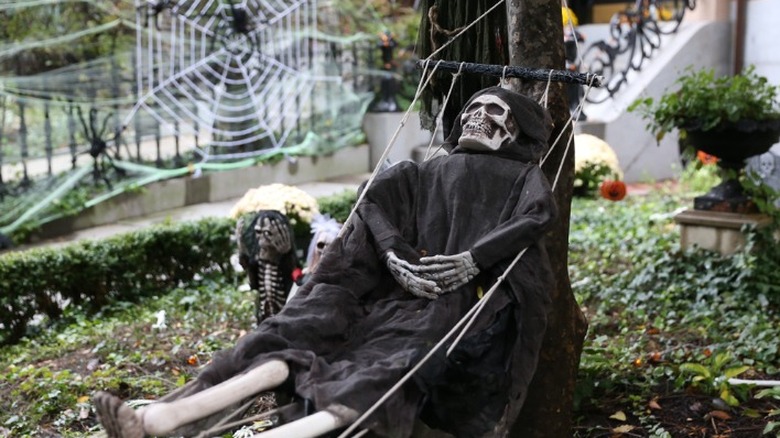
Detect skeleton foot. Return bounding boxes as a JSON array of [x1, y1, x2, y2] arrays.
[[93, 391, 145, 438], [94, 360, 289, 437]]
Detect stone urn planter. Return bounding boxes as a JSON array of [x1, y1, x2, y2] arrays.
[[629, 67, 780, 213], [685, 119, 780, 213]]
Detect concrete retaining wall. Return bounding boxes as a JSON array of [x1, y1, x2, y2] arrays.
[[33, 144, 369, 240]]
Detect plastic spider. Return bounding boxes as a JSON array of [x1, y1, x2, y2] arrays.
[[75, 106, 122, 187], [207, 0, 267, 57], [139, 0, 175, 30]]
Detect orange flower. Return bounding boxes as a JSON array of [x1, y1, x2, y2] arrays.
[[696, 150, 718, 165], [599, 179, 627, 201], [187, 355, 199, 366]]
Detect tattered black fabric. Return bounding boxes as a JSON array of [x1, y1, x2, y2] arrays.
[[197, 90, 557, 438]]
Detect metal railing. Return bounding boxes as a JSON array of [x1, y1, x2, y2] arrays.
[[0, 36, 387, 197], [580, 0, 697, 104]]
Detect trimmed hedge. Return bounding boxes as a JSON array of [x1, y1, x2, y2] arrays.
[[0, 217, 235, 345]]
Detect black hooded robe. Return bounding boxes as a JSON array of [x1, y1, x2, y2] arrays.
[[197, 88, 558, 437]]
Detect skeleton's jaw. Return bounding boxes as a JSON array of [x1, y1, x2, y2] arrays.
[[458, 131, 505, 151]]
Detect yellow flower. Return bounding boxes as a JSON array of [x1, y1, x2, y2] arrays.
[[230, 183, 320, 223], [574, 134, 623, 179]]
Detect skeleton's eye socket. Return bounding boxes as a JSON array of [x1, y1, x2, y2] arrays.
[[484, 103, 506, 115]]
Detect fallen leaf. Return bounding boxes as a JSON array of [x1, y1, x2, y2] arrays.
[[609, 410, 627, 421], [689, 401, 704, 412], [612, 424, 636, 434], [648, 399, 662, 410], [648, 351, 663, 363], [77, 395, 90, 404], [709, 410, 732, 421]]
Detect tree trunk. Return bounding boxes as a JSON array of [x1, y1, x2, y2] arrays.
[[416, 1, 588, 435], [505, 1, 588, 437]]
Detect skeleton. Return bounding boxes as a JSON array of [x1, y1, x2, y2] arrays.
[[92, 88, 555, 438], [236, 210, 297, 324], [758, 153, 776, 178], [285, 215, 342, 302], [303, 215, 341, 276]]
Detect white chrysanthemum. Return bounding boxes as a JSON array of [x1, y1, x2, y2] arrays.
[[229, 183, 320, 223], [574, 134, 623, 179]]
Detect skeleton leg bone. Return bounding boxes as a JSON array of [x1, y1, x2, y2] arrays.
[[251, 409, 354, 438], [94, 359, 289, 437]]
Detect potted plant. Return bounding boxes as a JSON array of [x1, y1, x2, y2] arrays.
[[629, 66, 780, 212]]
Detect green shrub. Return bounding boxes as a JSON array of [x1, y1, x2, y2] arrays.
[[0, 217, 235, 345], [317, 189, 358, 224]]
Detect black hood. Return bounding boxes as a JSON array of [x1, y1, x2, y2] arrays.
[[443, 87, 553, 163]]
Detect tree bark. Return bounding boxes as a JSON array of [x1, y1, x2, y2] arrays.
[[416, 1, 588, 435], [505, 1, 588, 437]]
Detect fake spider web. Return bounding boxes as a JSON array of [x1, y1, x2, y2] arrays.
[[131, 0, 324, 161]]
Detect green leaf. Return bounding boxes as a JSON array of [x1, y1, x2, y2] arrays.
[[680, 363, 711, 378], [723, 365, 750, 379]]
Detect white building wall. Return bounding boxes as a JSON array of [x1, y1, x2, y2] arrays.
[[744, 0, 780, 82], [743, 0, 780, 167]]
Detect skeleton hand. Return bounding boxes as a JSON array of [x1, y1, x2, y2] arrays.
[[418, 251, 479, 293], [385, 251, 442, 299], [256, 214, 292, 259]]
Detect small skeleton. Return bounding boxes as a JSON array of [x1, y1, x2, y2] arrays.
[[286, 214, 342, 302], [303, 214, 341, 276], [236, 210, 297, 324]]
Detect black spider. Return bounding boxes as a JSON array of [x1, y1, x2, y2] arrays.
[[140, 0, 175, 30], [207, 0, 267, 57], [75, 106, 122, 188]]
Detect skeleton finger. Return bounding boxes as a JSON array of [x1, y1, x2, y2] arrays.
[[386, 251, 442, 299], [386, 252, 428, 273], [418, 251, 479, 292], [267, 217, 292, 252]]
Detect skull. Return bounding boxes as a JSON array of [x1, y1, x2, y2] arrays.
[[459, 94, 518, 151], [759, 153, 776, 178]]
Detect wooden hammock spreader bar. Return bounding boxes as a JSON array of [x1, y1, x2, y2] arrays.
[[416, 60, 604, 87]]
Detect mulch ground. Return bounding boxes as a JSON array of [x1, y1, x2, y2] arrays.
[[574, 390, 776, 437]]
